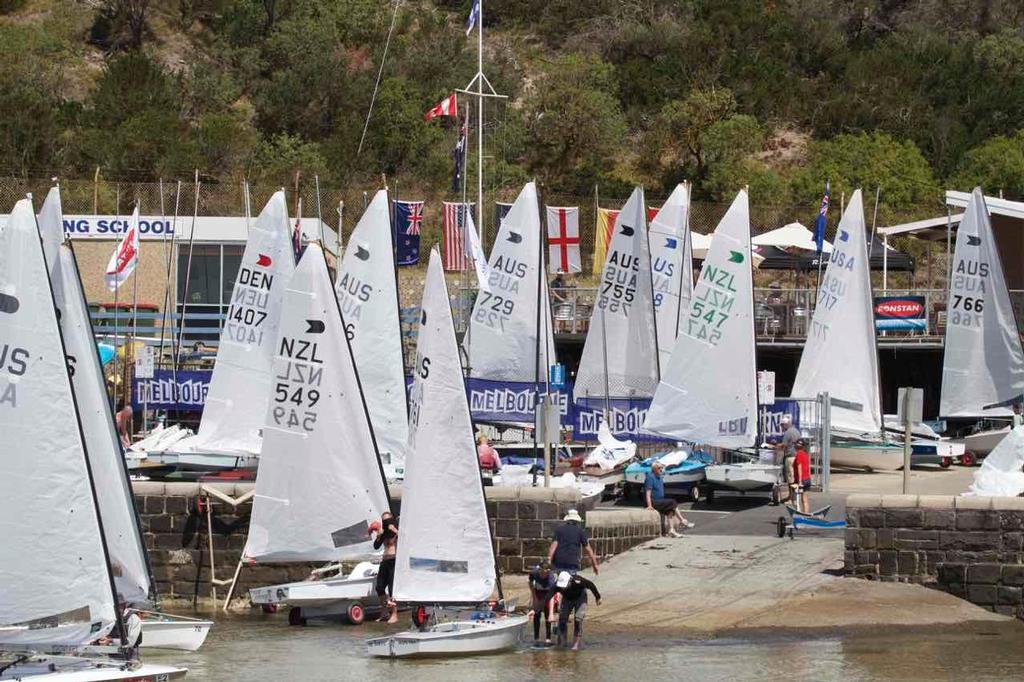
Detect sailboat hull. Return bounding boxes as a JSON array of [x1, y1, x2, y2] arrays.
[[366, 614, 527, 658], [249, 567, 378, 611], [704, 463, 780, 491], [139, 616, 213, 652], [829, 441, 905, 471], [965, 427, 1011, 456], [0, 655, 186, 680]]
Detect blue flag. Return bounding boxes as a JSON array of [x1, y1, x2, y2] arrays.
[[394, 200, 424, 266], [466, 0, 480, 35], [814, 181, 830, 253]]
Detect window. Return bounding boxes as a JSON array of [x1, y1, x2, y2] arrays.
[[176, 243, 244, 341]]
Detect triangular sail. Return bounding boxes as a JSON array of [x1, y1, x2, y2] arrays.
[[650, 183, 693, 370], [941, 187, 1024, 417], [0, 198, 117, 646], [792, 190, 882, 435], [573, 186, 659, 402], [394, 250, 496, 603], [187, 192, 295, 455], [643, 190, 757, 447], [334, 190, 408, 467], [467, 182, 554, 381], [38, 187, 151, 605], [245, 243, 391, 562]]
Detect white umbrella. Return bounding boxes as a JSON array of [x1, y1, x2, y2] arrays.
[[691, 231, 765, 266], [752, 222, 833, 253]]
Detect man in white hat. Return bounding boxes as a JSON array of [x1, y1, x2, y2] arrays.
[[536, 571, 601, 650], [547, 509, 599, 576]]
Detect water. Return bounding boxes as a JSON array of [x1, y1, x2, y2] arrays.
[[147, 613, 1024, 681]]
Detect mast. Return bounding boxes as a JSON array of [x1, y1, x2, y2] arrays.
[[674, 180, 692, 339], [643, 186, 661, 383], [386, 183, 411, 425]]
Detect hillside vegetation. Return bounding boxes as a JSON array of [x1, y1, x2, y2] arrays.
[[4, 0, 1024, 211]]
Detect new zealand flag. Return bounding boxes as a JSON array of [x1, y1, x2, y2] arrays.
[[394, 200, 424, 266]]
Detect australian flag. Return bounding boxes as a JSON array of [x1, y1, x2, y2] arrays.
[[394, 200, 424, 266], [813, 180, 830, 253]]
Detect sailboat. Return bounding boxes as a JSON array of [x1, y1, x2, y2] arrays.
[[571, 187, 658, 487], [0, 197, 185, 680], [37, 187, 212, 651], [942, 188, 1024, 457], [244, 242, 393, 624], [366, 250, 527, 658], [137, 192, 295, 473], [333, 189, 409, 480], [643, 190, 767, 496], [791, 190, 903, 471], [650, 183, 693, 370]]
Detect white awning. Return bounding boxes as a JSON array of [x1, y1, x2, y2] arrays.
[[877, 213, 963, 237], [752, 221, 833, 253], [947, 190, 1024, 220]]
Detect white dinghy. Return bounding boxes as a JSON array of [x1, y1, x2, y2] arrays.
[[643, 190, 765, 494], [136, 191, 295, 472], [334, 190, 409, 481], [0, 198, 185, 680], [243, 243, 393, 624], [37, 188, 212, 652], [941, 188, 1024, 456], [367, 251, 527, 659]]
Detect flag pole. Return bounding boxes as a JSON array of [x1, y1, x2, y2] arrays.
[[111, 185, 120, 411], [477, 0, 484, 248], [129, 199, 140, 428], [174, 171, 201, 379]]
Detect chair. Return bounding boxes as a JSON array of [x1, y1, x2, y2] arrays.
[[791, 306, 808, 337]]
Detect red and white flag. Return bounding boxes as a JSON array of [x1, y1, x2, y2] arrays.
[[424, 92, 458, 121], [546, 206, 582, 274], [442, 201, 473, 271], [105, 204, 140, 291]]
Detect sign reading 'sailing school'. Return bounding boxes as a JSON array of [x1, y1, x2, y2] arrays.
[[34, 214, 334, 246]]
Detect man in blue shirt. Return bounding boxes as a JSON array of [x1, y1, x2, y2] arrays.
[[644, 461, 694, 537], [547, 509, 600, 575]]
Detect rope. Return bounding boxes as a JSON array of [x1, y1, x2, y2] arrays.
[[357, 0, 402, 156]]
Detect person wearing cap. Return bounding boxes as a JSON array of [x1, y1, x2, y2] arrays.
[[547, 509, 599, 576], [792, 439, 812, 514], [775, 414, 801, 502], [539, 571, 601, 650], [644, 461, 694, 537], [527, 561, 557, 645]]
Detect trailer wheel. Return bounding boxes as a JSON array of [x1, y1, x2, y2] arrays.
[[288, 607, 307, 627], [770, 484, 781, 506], [776, 517, 788, 538], [346, 601, 365, 625], [940, 456, 952, 469], [689, 485, 701, 504], [960, 451, 977, 467], [260, 604, 278, 614]]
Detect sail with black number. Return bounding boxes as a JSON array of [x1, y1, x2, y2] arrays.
[[184, 192, 295, 455], [245, 243, 391, 562], [941, 187, 1024, 417], [334, 190, 408, 468], [643, 190, 756, 447], [466, 182, 555, 382], [792, 190, 882, 436], [650, 183, 693, 370], [0, 198, 118, 646], [573, 186, 659, 403], [38, 187, 151, 606], [394, 250, 496, 603]]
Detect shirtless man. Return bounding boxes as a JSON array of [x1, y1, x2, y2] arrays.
[[372, 512, 399, 623]]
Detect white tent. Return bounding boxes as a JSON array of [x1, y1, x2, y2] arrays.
[[752, 222, 833, 253], [691, 230, 764, 266]]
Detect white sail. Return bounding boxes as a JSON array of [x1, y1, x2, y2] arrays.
[[650, 183, 693, 370], [465, 211, 491, 293], [394, 250, 496, 603], [467, 182, 555, 382], [643, 190, 757, 447], [334, 190, 408, 467], [573, 186, 659, 402], [188, 191, 295, 455], [792, 190, 882, 435], [941, 188, 1024, 417], [245, 243, 391, 562], [38, 187, 151, 605], [0, 199, 117, 646]]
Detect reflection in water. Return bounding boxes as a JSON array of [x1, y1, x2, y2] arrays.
[[144, 612, 1024, 681]]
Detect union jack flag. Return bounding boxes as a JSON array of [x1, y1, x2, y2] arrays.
[[394, 200, 424, 266]]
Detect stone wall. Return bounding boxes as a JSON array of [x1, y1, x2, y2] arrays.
[[845, 494, 1024, 619], [133, 481, 659, 605]]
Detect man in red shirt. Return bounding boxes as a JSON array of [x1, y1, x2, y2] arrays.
[[792, 439, 812, 514]]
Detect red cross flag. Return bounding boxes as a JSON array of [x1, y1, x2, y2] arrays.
[[105, 204, 141, 291], [424, 92, 458, 121], [546, 206, 581, 274]]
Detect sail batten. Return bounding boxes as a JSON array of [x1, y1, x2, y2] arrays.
[[245, 243, 391, 563], [394, 250, 496, 603], [941, 188, 1024, 417], [643, 190, 757, 447], [334, 190, 409, 468], [0, 199, 117, 646], [792, 190, 882, 435]]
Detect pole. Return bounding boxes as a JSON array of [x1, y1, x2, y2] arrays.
[[130, 198, 140, 438], [314, 175, 326, 247], [111, 185, 121, 412], [158, 181, 181, 393], [902, 389, 912, 494], [174, 172, 201, 374], [477, 0, 484, 247]]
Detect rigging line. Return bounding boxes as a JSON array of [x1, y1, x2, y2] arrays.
[[356, 0, 402, 156]]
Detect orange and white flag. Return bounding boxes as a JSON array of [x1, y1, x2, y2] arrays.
[[105, 204, 140, 291]]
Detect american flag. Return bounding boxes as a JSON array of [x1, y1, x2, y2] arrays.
[[442, 201, 474, 271], [813, 180, 830, 253], [394, 200, 424, 266]]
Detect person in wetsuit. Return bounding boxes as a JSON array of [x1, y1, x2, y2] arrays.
[[528, 561, 557, 645], [541, 571, 601, 650], [371, 512, 399, 623]]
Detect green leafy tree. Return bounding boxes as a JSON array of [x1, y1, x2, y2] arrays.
[[952, 131, 1024, 199], [250, 132, 327, 185]]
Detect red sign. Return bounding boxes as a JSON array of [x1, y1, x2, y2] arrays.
[[875, 299, 924, 318], [874, 295, 926, 331]]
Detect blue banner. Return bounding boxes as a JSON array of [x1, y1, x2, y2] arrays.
[[571, 398, 671, 442], [133, 369, 211, 411], [759, 399, 802, 443], [465, 378, 571, 425]]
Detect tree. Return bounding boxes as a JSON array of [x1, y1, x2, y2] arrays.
[[952, 131, 1024, 199]]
